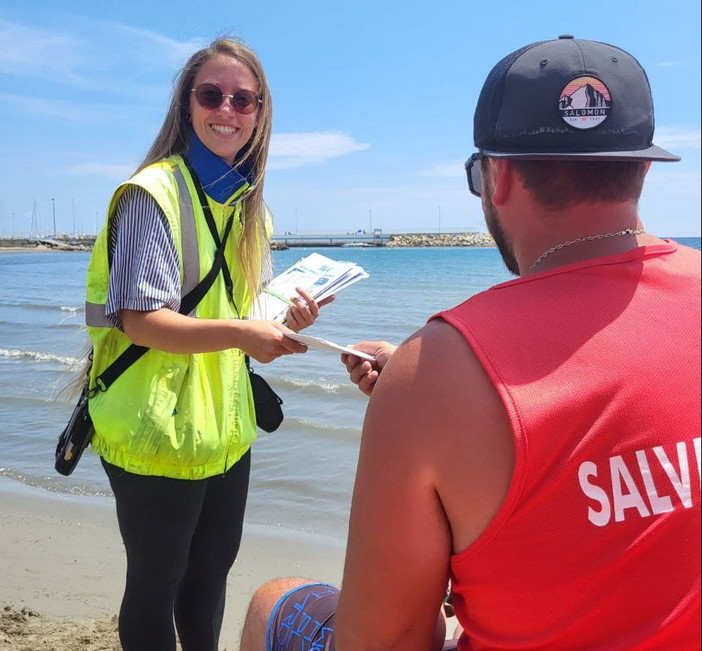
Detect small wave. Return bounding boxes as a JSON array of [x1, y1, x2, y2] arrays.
[[0, 300, 82, 313], [274, 375, 363, 400], [285, 416, 360, 439], [0, 317, 83, 330], [0, 468, 113, 499], [283, 376, 345, 392], [0, 347, 79, 367]]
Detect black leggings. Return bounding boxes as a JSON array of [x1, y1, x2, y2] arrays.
[[102, 451, 251, 651]]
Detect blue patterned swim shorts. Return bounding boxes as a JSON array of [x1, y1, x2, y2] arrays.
[[265, 582, 460, 651], [266, 583, 338, 651]]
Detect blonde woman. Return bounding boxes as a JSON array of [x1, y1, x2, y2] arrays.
[[84, 37, 330, 651]]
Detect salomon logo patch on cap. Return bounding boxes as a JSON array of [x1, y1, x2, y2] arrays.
[[559, 76, 611, 130]]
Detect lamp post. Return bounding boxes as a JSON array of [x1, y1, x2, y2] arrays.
[[51, 198, 56, 237]]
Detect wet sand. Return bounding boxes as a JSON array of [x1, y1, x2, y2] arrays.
[[0, 476, 344, 650]]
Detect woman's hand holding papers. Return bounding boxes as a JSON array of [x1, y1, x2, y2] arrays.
[[236, 321, 309, 364], [237, 286, 334, 362], [284, 286, 336, 332], [341, 341, 398, 396]]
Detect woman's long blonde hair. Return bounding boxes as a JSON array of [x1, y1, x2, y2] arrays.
[[138, 36, 273, 298]]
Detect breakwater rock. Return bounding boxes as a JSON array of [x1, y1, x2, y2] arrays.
[[386, 232, 494, 247], [0, 238, 37, 249], [0, 237, 96, 251]]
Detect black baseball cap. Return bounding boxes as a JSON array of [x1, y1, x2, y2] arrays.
[[474, 35, 680, 161]]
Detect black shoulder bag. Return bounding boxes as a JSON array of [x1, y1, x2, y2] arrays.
[[246, 355, 284, 433]]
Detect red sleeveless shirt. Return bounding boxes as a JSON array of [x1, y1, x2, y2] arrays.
[[433, 242, 701, 650]]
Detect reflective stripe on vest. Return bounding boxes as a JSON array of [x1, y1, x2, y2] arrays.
[[85, 166, 199, 327]]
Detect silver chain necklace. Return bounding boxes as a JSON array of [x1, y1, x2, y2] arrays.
[[529, 228, 645, 271]]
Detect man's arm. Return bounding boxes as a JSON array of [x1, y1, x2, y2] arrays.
[[334, 319, 514, 650]]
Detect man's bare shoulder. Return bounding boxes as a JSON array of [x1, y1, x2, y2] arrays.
[[367, 317, 514, 553], [371, 318, 494, 411]]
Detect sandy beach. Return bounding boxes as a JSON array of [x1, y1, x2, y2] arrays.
[[0, 476, 345, 650]]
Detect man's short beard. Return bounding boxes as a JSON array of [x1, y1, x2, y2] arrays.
[[482, 180, 520, 276]]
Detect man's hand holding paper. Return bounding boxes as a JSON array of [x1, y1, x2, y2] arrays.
[[341, 341, 398, 396]]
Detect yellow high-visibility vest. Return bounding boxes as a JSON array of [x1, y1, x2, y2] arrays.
[[85, 155, 257, 479]]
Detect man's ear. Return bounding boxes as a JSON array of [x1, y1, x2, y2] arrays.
[[490, 159, 512, 206]]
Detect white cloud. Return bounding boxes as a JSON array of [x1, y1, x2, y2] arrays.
[[0, 91, 127, 122], [112, 23, 205, 67], [420, 160, 465, 179], [0, 16, 202, 93], [658, 61, 682, 67], [268, 132, 370, 169], [65, 163, 136, 180], [0, 18, 87, 84], [654, 127, 701, 150]]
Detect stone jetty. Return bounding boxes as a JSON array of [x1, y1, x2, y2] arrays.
[[386, 232, 494, 247], [0, 237, 95, 251]]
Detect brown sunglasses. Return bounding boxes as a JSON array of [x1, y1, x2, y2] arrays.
[[191, 83, 261, 115]]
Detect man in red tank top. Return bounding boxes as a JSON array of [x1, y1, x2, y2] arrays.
[[240, 37, 700, 651]]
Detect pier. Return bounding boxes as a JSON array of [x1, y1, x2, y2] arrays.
[[271, 230, 387, 248]]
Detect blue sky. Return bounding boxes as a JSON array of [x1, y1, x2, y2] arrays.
[[1, 0, 699, 237]]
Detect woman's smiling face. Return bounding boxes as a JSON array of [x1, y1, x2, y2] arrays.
[[189, 54, 259, 165]]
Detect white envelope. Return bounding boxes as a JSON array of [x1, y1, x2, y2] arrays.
[[284, 332, 376, 362]]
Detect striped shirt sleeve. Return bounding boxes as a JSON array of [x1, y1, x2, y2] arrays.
[[105, 186, 181, 330]]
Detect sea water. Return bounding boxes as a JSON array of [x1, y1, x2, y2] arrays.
[[0, 238, 699, 542]]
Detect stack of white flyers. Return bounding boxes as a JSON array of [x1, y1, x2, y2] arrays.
[[250, 252, 369, 322]]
